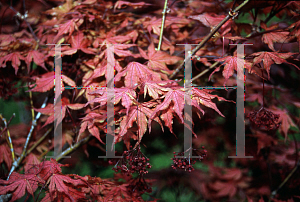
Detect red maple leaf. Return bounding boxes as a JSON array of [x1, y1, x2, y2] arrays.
[[36, 158, 66, 181], [261, 22, 291, 51], [46, 173, 87, 202], [138, 43, 181, 79], [25, 50, 47, 72], [79, 111, 106, 143], [23, 153, 41, 173], [0, 172, 44, 202], [118, 102, 163, 145], [0, 52, 25, 74], [210, 55, 252, 85], [115, 62, 162, 87], [189, 13, 232, 36], [87, 86, 137, 115], [29, 71, 76, 92], [34, 97, 85, 127], [62, 32, 96, 55], [143, 16, 190, 36], [269, 106, 297, 140], [53, 19, 84, 43], [251, 52, 299, 79], [141, 80, 172, 99]]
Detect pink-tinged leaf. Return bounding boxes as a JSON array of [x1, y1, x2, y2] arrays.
[[34, 97, 83, 127], [88, 124, 103, 143], [62, 32, 96, 56], [29, 72, 76, 92], [61, 75, 76, 87], [211, 55, 252, 85], [29, 72, 54, 92], [67, 103, 85, 110], [138, 43, 181, 79], [87, 87, 137, 115], [79, 112, 106, 143], [26, 50, 47, 72], [269, 106, 297, 140], [251, 52, 299, 79], [0, 52, 25, 74], [53, 19, 84, 43], [142, 80, 171, 99], [115, 62, 162, 87], [192, 88, 226, 117], [118, 103, 162, 145], [160, 107, 175, 134], [149, 88, 185, 127]]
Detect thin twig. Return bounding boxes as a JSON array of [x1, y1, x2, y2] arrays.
[[55, 135, 91, 161], [269, 159, 300, 201], [156, 0, 169, 51], [28, 84, 35, 122], [26, 128, 52, 156], [191, 61, 219, 82], [7, 97, 48, 179], [0, 114, 16, 161], [169, 0, 250, 79]]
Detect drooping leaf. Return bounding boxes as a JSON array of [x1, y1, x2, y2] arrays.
[[210, 55, 252, 85], [251, 52, 299, 79], [0, 52, 25, 74], [25, 50, 47, 72], [29, 72, 76, 92], [261, 22, 291, 51]]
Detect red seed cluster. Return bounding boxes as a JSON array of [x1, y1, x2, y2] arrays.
[[248, 107, 280, 130], [112, 148, 151, 175], [171, 147, 207, 172]]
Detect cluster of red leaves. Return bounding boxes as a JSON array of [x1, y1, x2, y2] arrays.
[[0, 158, 154, 202]]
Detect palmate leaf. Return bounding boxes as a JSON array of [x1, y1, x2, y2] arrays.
[[34, 97, 85, 127], [251, 51, 300, 79], [0, 172, 44, 202], [210, 55, 252, 85], [138, 43, 182, 79], [29, 71, 76, 92], [0, 52, 25, 74], [115, 62, 162, 87], [261, 22, 291, 51], [117, 102, 163, 147], [148, 88, 226, 135], [46, 174, 87, 202]]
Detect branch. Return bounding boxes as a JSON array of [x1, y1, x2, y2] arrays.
[[7, 97, 48, 179], [0, 114, 16, 161], [26, 128, 52, 157], [269, 159, 300, 201], [156, 0, 169, 51], [55, 135, 91, 161], [191, 61, 219, 83], [169, 0, 250, 80]]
